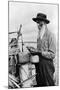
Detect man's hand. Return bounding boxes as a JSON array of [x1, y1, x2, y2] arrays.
[[26, 46, 41, 55]]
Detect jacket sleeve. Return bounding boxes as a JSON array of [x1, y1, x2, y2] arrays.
[[41, 33, 56, 60]]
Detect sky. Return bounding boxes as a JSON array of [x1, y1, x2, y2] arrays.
[[9, 2, 58, 44]]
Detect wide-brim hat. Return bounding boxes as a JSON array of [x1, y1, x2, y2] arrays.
[[9, 38, 18, 47], [32, 13, 50, 24]]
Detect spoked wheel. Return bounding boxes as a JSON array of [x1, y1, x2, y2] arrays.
[[8, 74, 20, 88]]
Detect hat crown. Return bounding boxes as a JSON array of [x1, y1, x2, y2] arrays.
[[10, 38, 17, 43], [37, 13, 46, 19]]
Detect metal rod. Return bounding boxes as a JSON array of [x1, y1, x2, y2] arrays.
[[9, 32, 18, 34]]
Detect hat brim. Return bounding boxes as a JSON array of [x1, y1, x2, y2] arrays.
[[9, 42, 17, 47], [32, 17, 50, 24]]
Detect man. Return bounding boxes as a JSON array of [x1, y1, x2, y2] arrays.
[[29, 13, 56, 86], [9, 38, 20, 79]]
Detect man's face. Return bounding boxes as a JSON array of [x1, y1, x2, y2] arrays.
[[37, 21, 45, 30]]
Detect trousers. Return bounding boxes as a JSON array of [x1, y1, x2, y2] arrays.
[[35, 59, 55, 86]]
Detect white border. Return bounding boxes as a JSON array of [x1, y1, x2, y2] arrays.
[[0, 0, 60, 90]]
